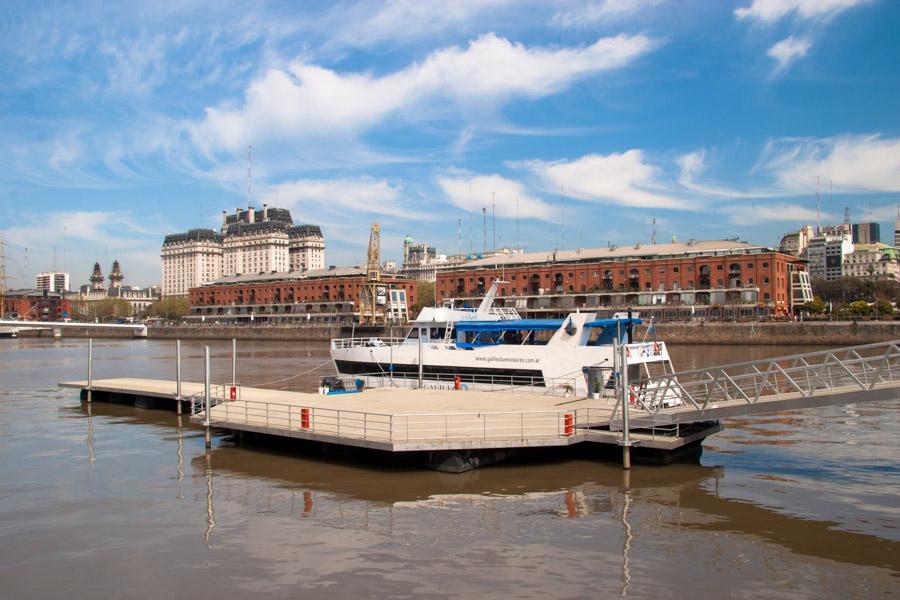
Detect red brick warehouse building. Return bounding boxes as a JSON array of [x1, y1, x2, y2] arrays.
[[2, 290, 72, 321], [435, 240, 810, 319], [188, 266, 418, 324]]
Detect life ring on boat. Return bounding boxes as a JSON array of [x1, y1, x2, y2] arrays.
[[653, 342, 661, 354], [454, 375, 461, 390]]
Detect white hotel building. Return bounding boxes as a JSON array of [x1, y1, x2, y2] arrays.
[[161, 205, 325, 296]]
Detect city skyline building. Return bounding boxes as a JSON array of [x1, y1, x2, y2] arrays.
[[806, 229, 853, 281], [852, 222, 881, 245], [35, 272, 69, 293], [161, 204, 324, 296]]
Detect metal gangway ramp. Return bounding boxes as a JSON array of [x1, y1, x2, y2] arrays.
[[614, 340, 900, 431]]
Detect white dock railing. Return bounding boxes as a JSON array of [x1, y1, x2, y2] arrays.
[[199, 398, 593, 445]]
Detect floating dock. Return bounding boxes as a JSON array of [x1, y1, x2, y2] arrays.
[[58, 339, 900, 472], [59, 377, 717, 471]]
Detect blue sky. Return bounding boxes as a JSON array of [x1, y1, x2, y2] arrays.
[[2, 0, 899, 287]]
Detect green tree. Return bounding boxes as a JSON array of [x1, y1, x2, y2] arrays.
[[409, 281, 435, 318], [802, 297, 827, 314], [147, 296, 190, 320], [71, 298, 133, 321], [874, 299, 894, 317], [847, 300, 872, 316]]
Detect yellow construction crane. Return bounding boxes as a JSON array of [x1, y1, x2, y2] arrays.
[[359, 223, 386, 324]]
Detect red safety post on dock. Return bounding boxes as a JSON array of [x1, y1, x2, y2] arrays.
[[301, 407, 310, 429], [229, 386, 237, 401], [564, 413, 574, 436]]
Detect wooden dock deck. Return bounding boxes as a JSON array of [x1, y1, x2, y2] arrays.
[[59, 378, 713, 455]]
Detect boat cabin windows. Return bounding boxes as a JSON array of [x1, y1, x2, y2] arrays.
[[456, 327, 553, 348], [407, 326, 452, 341]]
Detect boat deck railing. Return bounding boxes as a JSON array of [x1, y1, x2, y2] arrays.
[[621, 340, 900, 423], [331, 337, 408, 350], [330, 372, 582, 397]]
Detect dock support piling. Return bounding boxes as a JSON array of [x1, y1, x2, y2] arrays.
[[87, 338, 93, 403], [620, 341, 631, 470], [175, 340, 182, 415], [231, 338, 236, 387], [204, 345, 211, 449]]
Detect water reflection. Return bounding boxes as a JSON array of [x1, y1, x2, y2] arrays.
[[86, 401, 95, 468], [620, 482, 633, 597], [176, 415, 184, 483], [186, 444, 899, 574], [204, 451, 216, 548]]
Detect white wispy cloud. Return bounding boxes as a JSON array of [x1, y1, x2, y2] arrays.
[[321, 0, 520, 50], [757, 134, 900, 193], [735, 0, 872, 23], [676, 149, 782, 198], [2, 211, 169, 286], [520, 150, 689, 210], [552, 0, 664, 28], [735, 0, 872, 74], [188, 32, 657, 154], [726, 203, 827, 226], [259, 177, 432, 221], [767, 35, 812, 72], [438, 173, 554, 221]]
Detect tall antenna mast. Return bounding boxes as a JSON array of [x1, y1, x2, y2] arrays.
[[457, 218, 462, 255], [651, 218, 657, 245], [482, 207, 487, 254], [815, 175, 820, 233], [492, 192, 496, 252], [247, 145, 253, 204]]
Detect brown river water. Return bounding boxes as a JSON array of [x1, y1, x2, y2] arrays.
[[0, 338, 897, 599]]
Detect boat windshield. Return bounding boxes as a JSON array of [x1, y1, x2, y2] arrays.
[[583, 317, 642, 346], [454, 319, 563, 348]]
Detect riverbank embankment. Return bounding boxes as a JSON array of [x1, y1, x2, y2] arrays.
[[12, 321, 900, 346]]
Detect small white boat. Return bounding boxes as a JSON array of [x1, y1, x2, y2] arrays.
[[330, 281, 678, 398]]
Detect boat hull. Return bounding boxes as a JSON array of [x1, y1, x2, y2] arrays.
[[331, 341, 616, 394]]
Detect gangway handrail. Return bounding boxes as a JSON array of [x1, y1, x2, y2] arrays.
[[615, 340, 900, 426]]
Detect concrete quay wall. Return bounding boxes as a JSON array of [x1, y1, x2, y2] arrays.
[[14, 321, 900, 346], [148, 325, 346, 342], [645, 321, 900, 346]]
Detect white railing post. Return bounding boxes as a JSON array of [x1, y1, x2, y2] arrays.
[[86, 338, 93, 403], [231, 338, 237, 387], [204, 346, 211, 449], [175, 339, 182, 415], [621, 342, 631, 470]]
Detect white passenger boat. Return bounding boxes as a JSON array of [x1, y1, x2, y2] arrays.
[[330, 281, 678, 398]]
